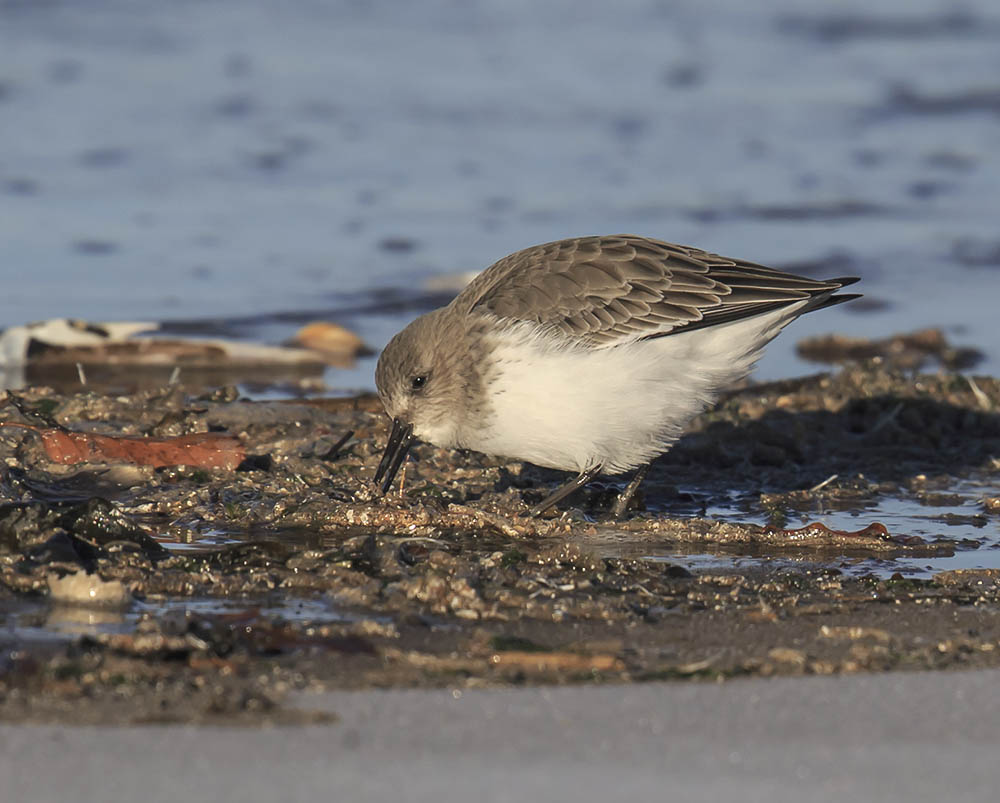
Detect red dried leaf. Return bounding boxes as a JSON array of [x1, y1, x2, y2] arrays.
[[1, 422, 245, 470], [765, 521, 891, 539]]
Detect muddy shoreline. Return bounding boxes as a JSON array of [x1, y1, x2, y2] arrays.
[[2, 361, 1000, 724]]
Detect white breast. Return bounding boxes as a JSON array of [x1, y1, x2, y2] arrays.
[[466, 304, 807, 473]]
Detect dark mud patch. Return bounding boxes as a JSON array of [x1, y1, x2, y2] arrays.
[[2, 360, 1000, 723], [686, 200, 896, 224], [776, 10, 997, 43], [953, 237, 1000, 268]]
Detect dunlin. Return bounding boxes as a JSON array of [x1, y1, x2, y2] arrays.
[[374, 235, 859, 517]]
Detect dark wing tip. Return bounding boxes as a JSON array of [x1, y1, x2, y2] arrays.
[[827, 276, 861, 289]]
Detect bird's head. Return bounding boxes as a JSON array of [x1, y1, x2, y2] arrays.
[[373, 308, 473, 493]]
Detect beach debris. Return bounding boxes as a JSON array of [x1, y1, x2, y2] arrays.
[[0, 318, 324, 368], [796, 327, 982, 370], [0, 317, 341, 391], [0, 317, 326, 368], [1, 319, 158, 366], [288, 321, 371, 367]]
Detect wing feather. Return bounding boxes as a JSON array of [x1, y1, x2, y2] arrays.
[[455, 234, 858, 345]]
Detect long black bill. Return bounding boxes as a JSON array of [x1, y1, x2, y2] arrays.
[[374, 418, 414, 495]]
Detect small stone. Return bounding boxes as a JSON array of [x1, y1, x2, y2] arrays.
[[47, 570, 130, 606]]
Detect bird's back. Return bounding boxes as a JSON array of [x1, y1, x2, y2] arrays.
[[455, 234, 858, 347]]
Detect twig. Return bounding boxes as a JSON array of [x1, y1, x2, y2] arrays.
[[321, 429, 354, 461], [870, 402, 903, 434], [810, 474, 838, 493], [967, 376, 993, 411]]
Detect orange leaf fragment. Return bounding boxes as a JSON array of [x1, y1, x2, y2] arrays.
[[1, 422, 245, 470], [765, 521, 892, 539], [489, 651, 624, 673]]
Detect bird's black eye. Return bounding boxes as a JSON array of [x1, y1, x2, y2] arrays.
[[410, 375, 427, 391]]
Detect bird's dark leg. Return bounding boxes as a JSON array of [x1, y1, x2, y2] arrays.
[[527, 464, 604, 517], [608, 462, 652, 519]]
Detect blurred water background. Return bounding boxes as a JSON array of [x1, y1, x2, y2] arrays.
[[2, 0, 999, 391]]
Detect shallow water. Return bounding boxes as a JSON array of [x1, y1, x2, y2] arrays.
[[145, 480, 1000, 579], [2, 0, 1000, 384], [0, 592, 354, 646], [549, 483, 999, 580], [646, 490, 1000, 579]]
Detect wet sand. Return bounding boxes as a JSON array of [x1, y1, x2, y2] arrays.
[[2, 358, 999, 724]]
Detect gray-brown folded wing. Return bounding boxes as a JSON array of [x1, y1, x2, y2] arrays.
[[458, 234, 853, 346]]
